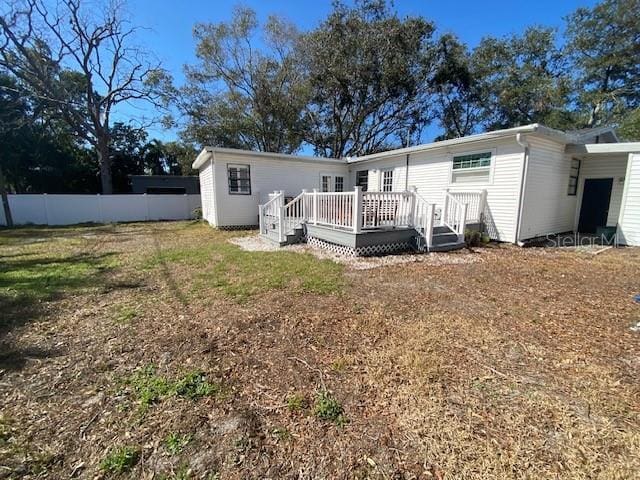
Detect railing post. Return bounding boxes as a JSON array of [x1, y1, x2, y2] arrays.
[[425, 203, 435, 251], [353, 186, 362, 233], [409, 186, 417, 227], [258, 204, 264, 234], [479, 189, 488, 223], [442, 188, 449, 226], [301, 189, 308, 221], [278, 205, 285, 243], [312, 188, 318, 225], [459, 203, 468, 242]]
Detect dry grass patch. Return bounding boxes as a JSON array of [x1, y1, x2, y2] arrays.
[[0, 222, 638, 479]]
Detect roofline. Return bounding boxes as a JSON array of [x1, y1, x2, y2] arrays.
[[192, 146, 345, 169], [565, 143, 640, 155], [571, 125, 620, 143], [128, 175, 198, 179], [347, 124, 569, 163]]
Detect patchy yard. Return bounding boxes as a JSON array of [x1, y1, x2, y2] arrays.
[[1, 222, 639, 479]]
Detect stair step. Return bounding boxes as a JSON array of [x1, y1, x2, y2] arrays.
[[429, 241, 466, 252]]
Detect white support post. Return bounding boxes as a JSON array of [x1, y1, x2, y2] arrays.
[[278, 205, 285, 243], [425, 203, 435, 251], [353, 186, 362, 233], [408, 186, 417, 227], [301, 189, 308, 221], [479, 189, 488, 223], [459, 203, 469, 242], [312, 188, 318, 225], [258, 205, 264, 234], [442, 188, 449, 226]]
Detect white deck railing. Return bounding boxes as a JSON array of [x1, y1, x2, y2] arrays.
[[448, 190, 487, 223], [259, 187, 487, 248]]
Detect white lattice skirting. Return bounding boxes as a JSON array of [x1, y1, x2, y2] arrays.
[[307, 236, 413, 257]]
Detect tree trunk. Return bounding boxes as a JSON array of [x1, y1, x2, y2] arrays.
[[0, 165, 14, 227], [97, 137, 113, 194]]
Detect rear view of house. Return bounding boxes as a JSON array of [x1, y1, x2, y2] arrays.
[[193, 124, 640, 254]]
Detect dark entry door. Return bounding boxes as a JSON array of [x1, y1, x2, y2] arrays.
[[578, 178, 613, 233]]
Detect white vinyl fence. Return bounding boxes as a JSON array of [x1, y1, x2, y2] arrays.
[[0, 194, 201, 226]]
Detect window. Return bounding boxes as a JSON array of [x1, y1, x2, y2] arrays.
[[321, 175, 331, 192], [334, 176, 344, 192], [382, 170, 393, 192], [451, 151, 491, 184], [356, 170, 368, 191], [227, 164, 251, 195], [568, 158, 581, 196]]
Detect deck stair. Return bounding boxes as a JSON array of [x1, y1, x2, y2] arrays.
[[259, 187, 485, 254]]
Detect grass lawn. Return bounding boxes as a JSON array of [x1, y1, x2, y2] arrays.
[[1, 221, 639, 479]]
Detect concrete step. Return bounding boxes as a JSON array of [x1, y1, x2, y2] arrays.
[[429, 241, 466, 252], [432, 232, 459, 245]]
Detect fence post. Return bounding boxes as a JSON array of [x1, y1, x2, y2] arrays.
[[42, 193, 50, 225], [278, 205, 285, 243], [425, 203, 435, 251], [312, 188, 318, 225], [479, 189, 488, 223], [353, 186, 362, 233], [96, 194, 104, 224], [143, 193, 150, 221]]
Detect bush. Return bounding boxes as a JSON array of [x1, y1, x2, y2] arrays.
[[465, 229, 482, 247], [313, 391, 347, 425]]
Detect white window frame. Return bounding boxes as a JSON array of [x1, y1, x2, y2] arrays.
[[381, 168, 394, 192], [448, 149, 495, 186], [355, 170, 369, 191], [334, 175, 344, 192], [320, 173, 333, 192], [227, 163, 251, 195]]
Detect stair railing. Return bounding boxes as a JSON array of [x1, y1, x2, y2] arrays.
[[281, 191, 307, 239], [258, 190, 284, 236], [442, 190, 468, 243], [410, 188, 435, 251]]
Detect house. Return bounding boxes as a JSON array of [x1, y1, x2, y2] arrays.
[[192, 124, 640, 255], [129, 175, 200, 194]]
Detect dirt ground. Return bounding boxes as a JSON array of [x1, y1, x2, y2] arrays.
[[1, 221, 639, 479]]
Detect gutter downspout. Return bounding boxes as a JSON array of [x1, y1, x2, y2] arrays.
[[514, 133, 530, 245], [405, 153, 410, 190]]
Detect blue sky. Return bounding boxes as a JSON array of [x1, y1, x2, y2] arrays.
[[122, 0, 598, 143]]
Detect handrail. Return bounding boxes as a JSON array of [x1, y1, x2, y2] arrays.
[[258, 191, 284, 235], [411, 189, 435, 251], [442, 191, 468, 241], [282, 191, 306, 237]]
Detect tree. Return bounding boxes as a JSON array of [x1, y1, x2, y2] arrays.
[[179, 7, 308, 153], [0, 0, 168, 194], [431, 34, 483, 140], [565, 0, 640, 128], [472, 27, 574, 131], [301, 0, 436, 157]]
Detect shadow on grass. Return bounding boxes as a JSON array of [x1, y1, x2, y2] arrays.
[[0, 233, 120, 370]]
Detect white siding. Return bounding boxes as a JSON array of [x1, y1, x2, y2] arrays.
[[199, 158, 216, 225], [349, 156, 407, 192], [401, 139, 524, 243], [576, 155, 628, 228], [618, 153, 640, 246], [519, 137, 577, 240], [213, 153, 348, 227]]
